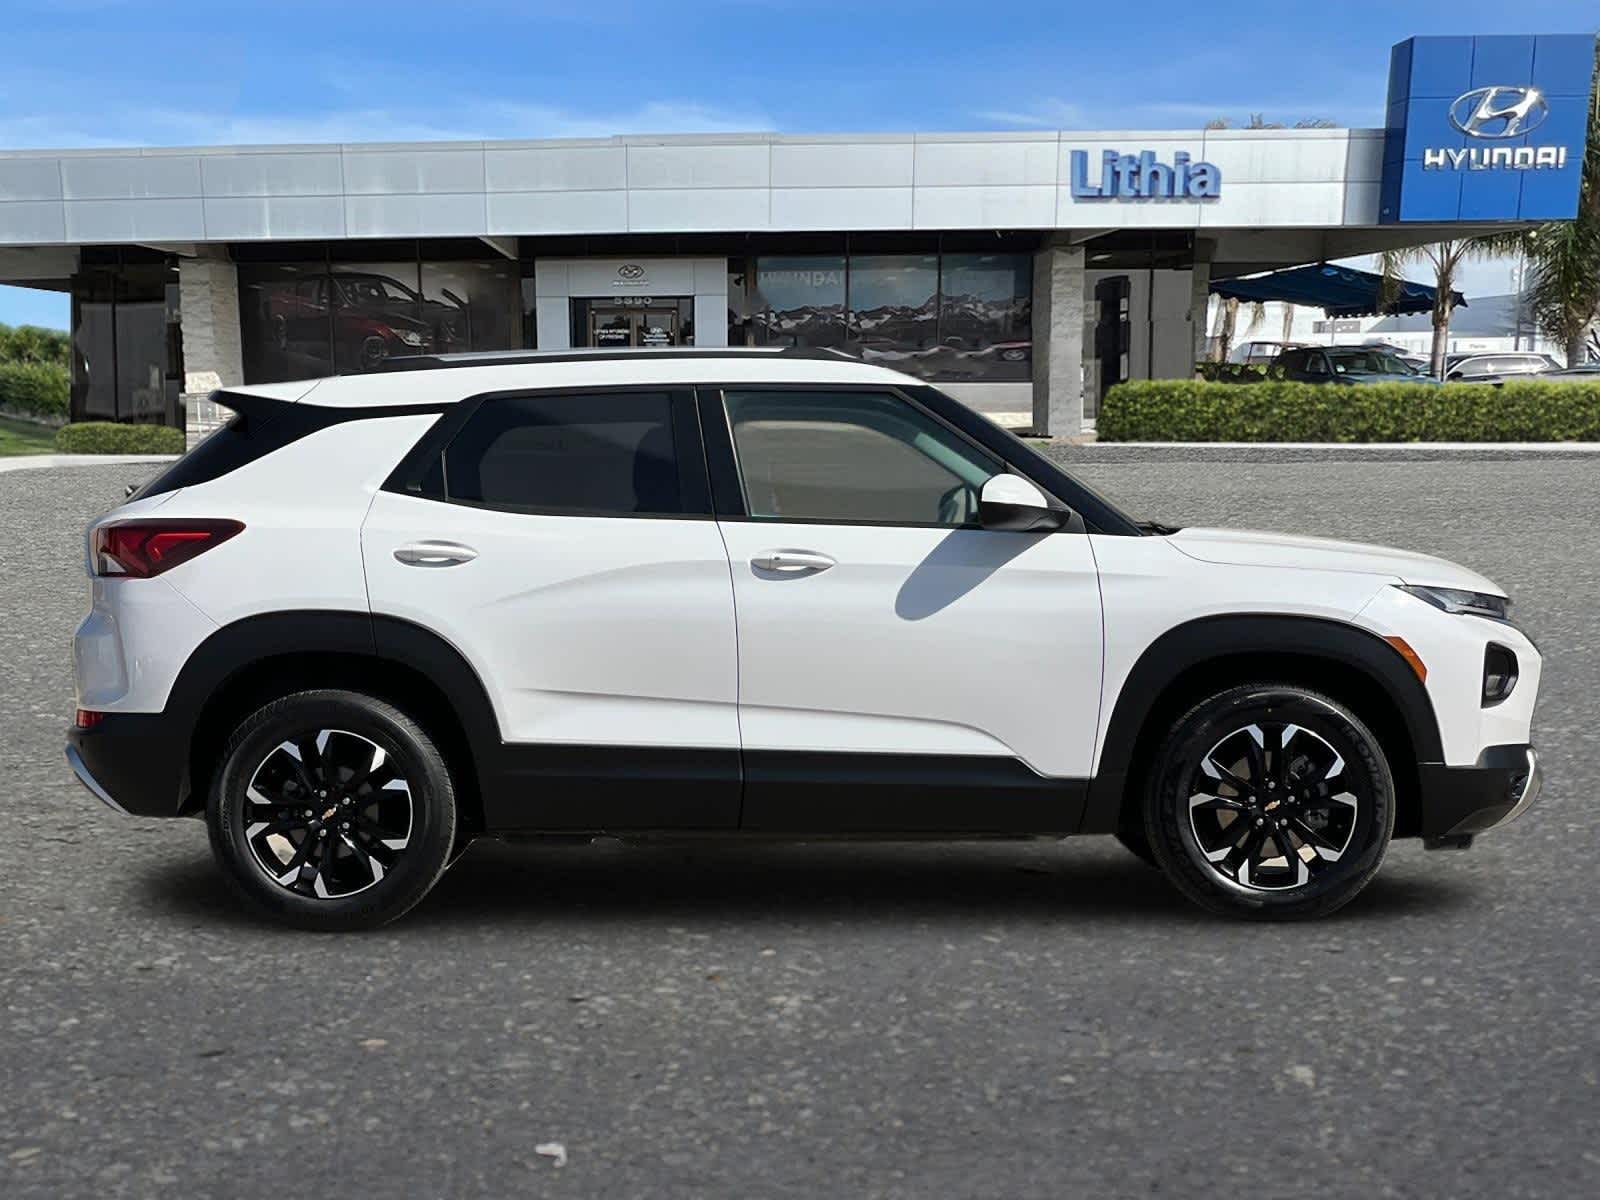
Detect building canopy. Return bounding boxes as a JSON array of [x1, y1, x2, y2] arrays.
[[1210, 263, 1466, 319]]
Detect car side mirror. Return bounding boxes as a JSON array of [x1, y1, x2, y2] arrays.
[[979, 474, 1071, 533]]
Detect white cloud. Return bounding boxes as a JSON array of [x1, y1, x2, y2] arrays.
[[970, 98, 1089, 129], [0, 96, 773, 151]]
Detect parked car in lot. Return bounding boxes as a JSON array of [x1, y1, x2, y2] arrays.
[[1444, 352, 1561, 383], [1273, 346, 1430, 383], [66, 349, 1542, 928]]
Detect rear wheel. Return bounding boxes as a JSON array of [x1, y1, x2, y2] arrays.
[[1141, 684, 1395, 920], [206, 690, 456, 930]]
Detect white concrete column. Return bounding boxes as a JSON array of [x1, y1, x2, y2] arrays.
[[1031, 240, 1085, 437], [178, 257, 242, 392]]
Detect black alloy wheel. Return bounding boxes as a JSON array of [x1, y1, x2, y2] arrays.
[[241, 728, 414, 901], [1142, 684, 1395, 919], [207, 690, 457, 930]]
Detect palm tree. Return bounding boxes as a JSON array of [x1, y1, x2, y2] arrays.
[[1209, 296, 1239, 362], [1499, 40, 1600, 366], [1378, 240, 1501, 378]]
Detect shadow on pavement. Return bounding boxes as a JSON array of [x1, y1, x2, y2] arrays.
[[138, 837, 1474, 933]]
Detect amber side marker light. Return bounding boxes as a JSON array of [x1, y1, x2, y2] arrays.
[[1384, 636, 1428, 683]]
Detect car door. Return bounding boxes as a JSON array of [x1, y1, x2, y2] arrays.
[[363, 387, 740, 830], [704, 386, 1104, 834]]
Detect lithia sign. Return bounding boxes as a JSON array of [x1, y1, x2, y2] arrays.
[[1068, 149, 1222, 200]]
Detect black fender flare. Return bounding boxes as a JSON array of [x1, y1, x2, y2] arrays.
[[167, 610, 502, 812], [1079, 614, 1443, 834]]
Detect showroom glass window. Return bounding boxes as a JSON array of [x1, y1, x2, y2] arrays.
[[440, 392, 683, 515], [723, 389, 1001, 526], [937, 254, 1031, 382], [753, 256, 846, 348], [238, 244, 519, 384], [749, 249, 1030, 382], [846, 254, 938, 373], [70, 257, 183, 425]]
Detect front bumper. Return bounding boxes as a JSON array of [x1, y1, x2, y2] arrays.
[[1417, 744, 1542, 840]]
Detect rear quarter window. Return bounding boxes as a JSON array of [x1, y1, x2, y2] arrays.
[[134, 410, 290, 500]]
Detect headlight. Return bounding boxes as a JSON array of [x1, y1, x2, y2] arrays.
[[1396, 584, 1509, 621], [396, 329, 425, 347]]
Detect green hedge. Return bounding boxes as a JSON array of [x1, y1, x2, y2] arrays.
[[0, 361, 70, 421], [1099, 379, 1600, 442], [55, 422, 185, 455]]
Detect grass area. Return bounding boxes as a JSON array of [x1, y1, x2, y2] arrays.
[[0, 415, 58, 456]]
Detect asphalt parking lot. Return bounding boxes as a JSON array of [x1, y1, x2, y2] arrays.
[[3, 455, 1597, 1198]]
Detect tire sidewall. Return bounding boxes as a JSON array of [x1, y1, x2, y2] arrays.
[[1144, 686, 1395, 918], [207, 691, 455, 930]]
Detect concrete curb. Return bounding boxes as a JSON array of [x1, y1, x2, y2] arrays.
[[0, 454, 179, 475], [1042, 442, 1600, 462]]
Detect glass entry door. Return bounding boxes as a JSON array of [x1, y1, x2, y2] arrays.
[[587, 305, 680, 348]]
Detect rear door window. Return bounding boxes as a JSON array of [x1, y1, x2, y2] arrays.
[[439, 391, 687, 516]]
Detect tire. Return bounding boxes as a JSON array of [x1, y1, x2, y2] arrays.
[[206, 690, 457, 930], [1115, 827, 1159, 867], [1141, 683, 1395, 920]]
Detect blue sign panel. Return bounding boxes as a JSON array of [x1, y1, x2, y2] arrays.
[[1380, 35, 1596, 223]]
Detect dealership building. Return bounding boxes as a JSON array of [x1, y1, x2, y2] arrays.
[[0, 34, 1592, 437]]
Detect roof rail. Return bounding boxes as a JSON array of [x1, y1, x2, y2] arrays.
[[374, 345, 860, 373]]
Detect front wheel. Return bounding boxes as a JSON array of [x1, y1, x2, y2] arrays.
[[1141, 684, 1395, 920], [206, 690, 457, 930]]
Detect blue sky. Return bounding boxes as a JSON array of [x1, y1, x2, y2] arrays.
[[3, 0, 1597, 328]]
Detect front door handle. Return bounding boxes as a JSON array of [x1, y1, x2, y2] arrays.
[[394, 540, 478, 567], [751, 549, 835, 574]]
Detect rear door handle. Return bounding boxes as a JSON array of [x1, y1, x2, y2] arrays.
[[394, 540, 478, 567], [751, 549, 835, 574]]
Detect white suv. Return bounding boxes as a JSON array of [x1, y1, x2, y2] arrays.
[[66, 349, 1543, 928]]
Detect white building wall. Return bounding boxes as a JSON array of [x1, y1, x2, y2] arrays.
[[0, 128, 1390, 247]]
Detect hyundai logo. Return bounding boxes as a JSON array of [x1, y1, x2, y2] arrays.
[[616, 263, 646, 281], [1448, 86, 1549, 139]]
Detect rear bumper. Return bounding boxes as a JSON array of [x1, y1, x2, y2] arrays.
[[65, 713, 187, 818], [1417, 744, 1542, 839]]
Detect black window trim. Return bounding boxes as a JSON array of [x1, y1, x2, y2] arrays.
[[381, 378, 1141, 536], [380, 384, 715, 521]]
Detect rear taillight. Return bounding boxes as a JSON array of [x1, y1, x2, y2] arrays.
[[74, 709, 106, 729], [93, 519, 243, 578]]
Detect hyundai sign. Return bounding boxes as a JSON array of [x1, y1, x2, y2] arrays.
[[1380, 35, 1596, 223]]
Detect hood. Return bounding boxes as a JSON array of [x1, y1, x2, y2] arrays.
[[1168, 527, 1503, 594]]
